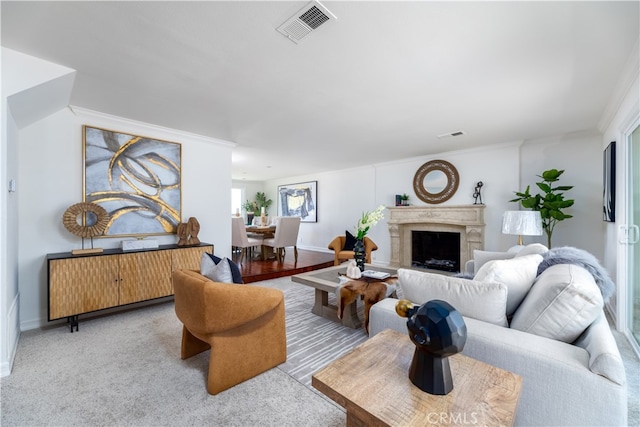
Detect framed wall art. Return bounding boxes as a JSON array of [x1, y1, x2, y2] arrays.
[[603, 141, 616, 222], [277, 180, 317, 222], [83, 125, 182, 236]]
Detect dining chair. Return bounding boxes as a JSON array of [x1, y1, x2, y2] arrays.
[[231, 216, 263, 264], [262, 216, 301, 262]]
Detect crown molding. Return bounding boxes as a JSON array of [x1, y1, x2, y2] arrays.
[[69, 106, 236, 148]]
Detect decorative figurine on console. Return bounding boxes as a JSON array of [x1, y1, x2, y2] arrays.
[[187, 217, 201, 245], [473, 181, 484, 205], [176, 223, 189, 246], [396, 299, 467, 395], [176, 217, 201, 246]]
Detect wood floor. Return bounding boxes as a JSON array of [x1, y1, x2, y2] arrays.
[[233, 248, 335, 283]]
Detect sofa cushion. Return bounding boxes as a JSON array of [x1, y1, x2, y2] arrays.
[[201, 253, 234, 284], [510, 264, 604, 343], [398, 268, 508, 326], [472, 249, 517, 274], [515, 243, 549, 257], [474, 254, 544, 316], [573, 313, 626, 385]]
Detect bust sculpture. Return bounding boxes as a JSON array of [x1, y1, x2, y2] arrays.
[[397, 299, 467, 395]]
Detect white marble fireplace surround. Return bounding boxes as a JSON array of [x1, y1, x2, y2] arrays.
[[387, 205, 485, 270]]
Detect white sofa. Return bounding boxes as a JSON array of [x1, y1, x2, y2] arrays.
[[369, 259, 627, 426]]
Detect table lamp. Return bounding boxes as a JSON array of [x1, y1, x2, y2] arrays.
[[502, 210, 542, 246]]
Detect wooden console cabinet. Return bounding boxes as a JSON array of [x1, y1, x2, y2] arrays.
[[47, 243, 213, 331]]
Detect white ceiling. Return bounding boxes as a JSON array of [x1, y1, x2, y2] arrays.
[[2, 1, 639, 181]]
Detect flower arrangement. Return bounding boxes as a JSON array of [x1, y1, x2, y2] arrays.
[[355, 205, 386, 240], [242, 200, 257, 213]]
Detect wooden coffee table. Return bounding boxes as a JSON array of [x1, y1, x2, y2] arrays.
[[313, 329, 522, 427], [291, 264, 397, 329]]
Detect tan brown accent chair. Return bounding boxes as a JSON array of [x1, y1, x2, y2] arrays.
[[173, 269, 287, 395], [328, 236, 378, 266]]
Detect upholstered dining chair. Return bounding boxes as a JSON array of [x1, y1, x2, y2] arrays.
[[173, 269, 286, 395], [262, 216, 301, 262], [231, 216, 263, 263], [328, 235, 378, 266]]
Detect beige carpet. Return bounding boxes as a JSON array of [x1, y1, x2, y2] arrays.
[[0, 278, 349, 427]]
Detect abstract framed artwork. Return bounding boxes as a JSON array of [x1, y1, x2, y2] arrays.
[[603, 141, 616, 222], [277, 180, 317, 222], [83, 125, 182, 236]]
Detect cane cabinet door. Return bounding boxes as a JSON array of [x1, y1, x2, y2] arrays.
[[119, 250, 172, 305], [49, 255, 120, 320]]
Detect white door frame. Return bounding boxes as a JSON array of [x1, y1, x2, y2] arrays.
[[617, 115, 640, 357]]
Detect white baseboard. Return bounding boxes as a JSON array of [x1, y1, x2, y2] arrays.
[[297, 244, 332, 254], [2, 293, 21, 377]]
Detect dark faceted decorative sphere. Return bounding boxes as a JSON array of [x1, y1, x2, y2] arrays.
[[407, 299, 467, 357]]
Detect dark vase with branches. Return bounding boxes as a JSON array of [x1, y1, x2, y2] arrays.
[[509, 169, 574, 248]]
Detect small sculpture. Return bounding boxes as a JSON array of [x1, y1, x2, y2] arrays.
[[176, 223, 189, 246], [187, 217, 201, 245], [176, 217, 201, 246], [345, 260, 361, 279], [473, 181, 484, 205], [62, 202, 109, 254], [396, 299, 467, 395]]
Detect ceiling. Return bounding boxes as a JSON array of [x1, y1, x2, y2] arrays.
[[2, 1, 639, 181]]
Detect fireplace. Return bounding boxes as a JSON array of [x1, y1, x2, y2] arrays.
[[387, 205, 485, 271], [412, 231, 461, 272]]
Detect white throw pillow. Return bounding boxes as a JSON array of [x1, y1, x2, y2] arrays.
[[200, 254, 234, 283], [472, 250, 517, 274], [398, 268, 508, 327], [510, 264, 604, 343], [474, 254, 544, 316]]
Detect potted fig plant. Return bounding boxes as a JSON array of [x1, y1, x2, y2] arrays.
[[509, 169, 574, 248]]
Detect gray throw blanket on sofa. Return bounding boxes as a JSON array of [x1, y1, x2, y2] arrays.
[[537, 246, 615, 302]]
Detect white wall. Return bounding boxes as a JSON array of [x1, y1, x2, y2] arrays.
[[265, 142, 526, 265], [17, 108, 235, 330], [1, 47, 76, 376], [265, 136, 603, 267], [520, 130, 605, 259], [1, 103, 20, 377]]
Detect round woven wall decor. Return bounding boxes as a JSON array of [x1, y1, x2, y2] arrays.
[[62, 202, 109, 238], [413, 160, 459, 204]]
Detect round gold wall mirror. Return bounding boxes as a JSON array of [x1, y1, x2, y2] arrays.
[[413, 160, 459, 204]]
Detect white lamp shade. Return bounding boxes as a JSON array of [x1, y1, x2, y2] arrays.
[[502, 211, 543, 236]]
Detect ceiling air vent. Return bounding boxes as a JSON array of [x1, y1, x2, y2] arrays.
[[277, 0, 337, 44], [437, 131, 466, 139]]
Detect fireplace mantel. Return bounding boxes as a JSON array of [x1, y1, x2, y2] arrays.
[[387, 205, 485, 269]]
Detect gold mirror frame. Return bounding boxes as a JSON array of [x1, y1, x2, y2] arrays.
[[413, 160, 459, 204]]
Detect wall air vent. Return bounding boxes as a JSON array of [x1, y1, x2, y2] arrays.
[[437, 131, 466, 139], [277, 0, 337, 44]]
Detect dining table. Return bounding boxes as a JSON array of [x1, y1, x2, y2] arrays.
[[245, 225, 276, 236], [246, 225, 276, 260]]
